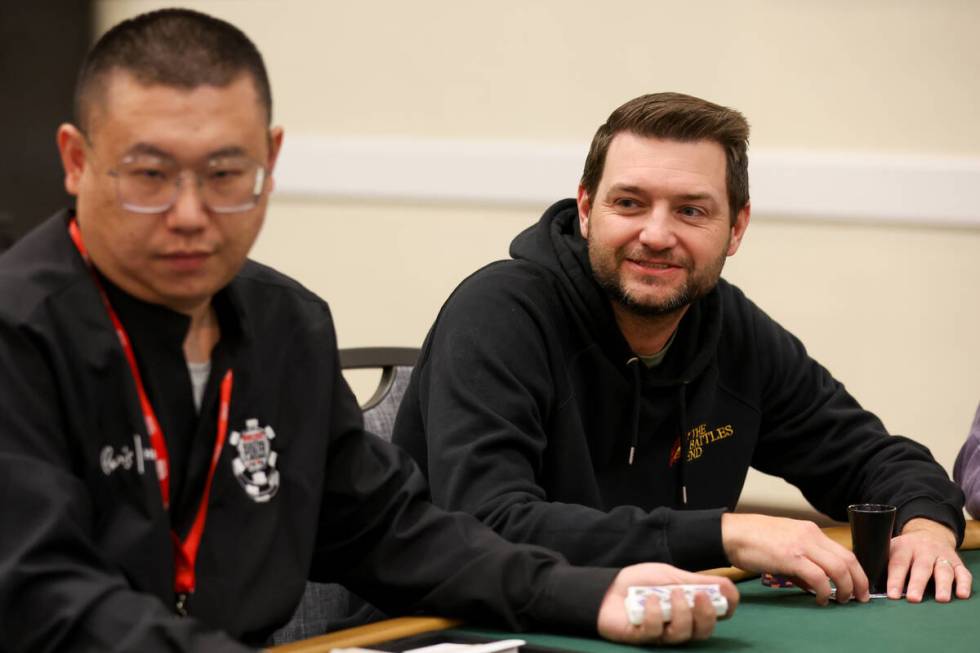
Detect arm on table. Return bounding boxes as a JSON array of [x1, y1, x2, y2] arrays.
[[709, 520, 978, 602], [269, 564, 741, 653]]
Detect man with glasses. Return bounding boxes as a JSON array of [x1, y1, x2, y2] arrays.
[[0, 9, 738, 652]]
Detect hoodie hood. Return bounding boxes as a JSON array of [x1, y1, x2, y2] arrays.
[[509, 198, 723, 387]]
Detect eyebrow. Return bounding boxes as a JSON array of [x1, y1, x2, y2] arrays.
[[607, 184, 645, 195], [207, 146, 250, 160], [676, 193, 717, 203], [606, 185, 719, 204], [123, 143, 173, 161], [122, 143, 251, 162]]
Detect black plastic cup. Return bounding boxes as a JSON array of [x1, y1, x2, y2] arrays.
[[848, 503, 896, 596]]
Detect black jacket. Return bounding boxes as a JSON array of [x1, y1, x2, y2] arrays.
[[0, 211, 616, 652], [393, 199, 965, 571]]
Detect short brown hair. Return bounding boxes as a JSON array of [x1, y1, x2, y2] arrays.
[[74, 8, 272, 133], [580, 92, 750, 223]]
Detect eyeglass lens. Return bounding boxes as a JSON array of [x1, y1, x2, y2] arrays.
[[114, 155, 266, 214]]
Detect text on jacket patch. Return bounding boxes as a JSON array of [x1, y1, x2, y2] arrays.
[[100, 435, 158, 476], [686, 423, 735, 461]]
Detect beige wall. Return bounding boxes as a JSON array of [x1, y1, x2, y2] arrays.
[[94, 1, 980, 511]]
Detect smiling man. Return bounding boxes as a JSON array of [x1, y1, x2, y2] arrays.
[[0, 14, 740, 652], [393, 92, 972, 607]]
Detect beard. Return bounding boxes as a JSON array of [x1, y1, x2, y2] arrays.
[[588, 237, 728, 318]]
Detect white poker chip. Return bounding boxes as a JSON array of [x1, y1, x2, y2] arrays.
[[625, 584, 728, 625]]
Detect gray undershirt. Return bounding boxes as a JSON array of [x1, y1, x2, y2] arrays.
[[187, 360, 212, 412], [636, 331, 677, 368]]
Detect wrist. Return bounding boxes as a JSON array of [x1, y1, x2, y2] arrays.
[[900, 517, 957, 548], [720, 512, 743, 563]]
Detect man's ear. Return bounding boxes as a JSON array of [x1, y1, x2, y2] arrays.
[[56, 124, 87, 196], [264, 126, 285, 193], [576, 185, 592, 237], [727, 201, 751, 257]]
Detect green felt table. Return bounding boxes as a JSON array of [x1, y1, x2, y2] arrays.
[[462, 549, 980, 652]]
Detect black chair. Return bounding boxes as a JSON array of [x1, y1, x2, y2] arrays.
[[271, 347, 420, 644]]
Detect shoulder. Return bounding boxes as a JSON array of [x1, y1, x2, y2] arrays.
[[714, 279, 814, 390], [715, 278, 797, 347], [0, 212, 91, 327], [443, 258, 565, 319], [715, 278, 763, 323], [232, 259, 334, 334], [418, 259, 568, 366]]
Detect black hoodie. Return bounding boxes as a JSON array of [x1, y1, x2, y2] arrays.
[[393, 199, 965, 571]]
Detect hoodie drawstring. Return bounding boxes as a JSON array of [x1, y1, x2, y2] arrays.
[[625, 359, 690, 507], [626, 358, 642, 465], [677, 383, 689, 506]]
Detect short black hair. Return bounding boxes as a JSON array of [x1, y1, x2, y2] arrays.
[[74, 8, 272, 133]]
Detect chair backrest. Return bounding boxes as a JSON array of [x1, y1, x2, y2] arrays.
[[271, 347, 420, 645], [339, 347, 419, 440]]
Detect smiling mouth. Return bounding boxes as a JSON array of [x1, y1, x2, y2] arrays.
[[628, 259, 679, 270]]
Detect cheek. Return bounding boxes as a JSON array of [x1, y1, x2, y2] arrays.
[[76, 175, 115, 220], [684, 229, 729, 263], [220, 215, 264, 264], [595, 222, 636, 254]]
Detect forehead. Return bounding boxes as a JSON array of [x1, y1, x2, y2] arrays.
[[600, 133, 727, 196], [87, 70, 268, 161]]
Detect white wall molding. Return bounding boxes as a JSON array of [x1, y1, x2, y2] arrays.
[[275, 134, 980, 227]]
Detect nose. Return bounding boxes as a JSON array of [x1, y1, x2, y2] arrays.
[[636, 203, 677, 252], [166, 172, 209, 232]]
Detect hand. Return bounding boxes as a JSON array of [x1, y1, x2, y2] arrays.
[[721, 513, 870, 605], [597, 563, 738, 645], [888, 518, 972, 602]]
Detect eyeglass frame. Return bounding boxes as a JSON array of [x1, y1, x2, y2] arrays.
[[103, 152, 270, 215]]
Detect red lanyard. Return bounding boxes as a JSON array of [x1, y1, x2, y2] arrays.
[[68, 218, 232, 601]]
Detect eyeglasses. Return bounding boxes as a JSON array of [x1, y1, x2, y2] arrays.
[[107, 154, 268, 214]]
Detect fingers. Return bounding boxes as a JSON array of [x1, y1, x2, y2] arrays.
[[777, 534, 867, 605], [809, 538, 869, 603], [690, 592, 718, 641], [932, 558, 957, 602], [953, 560, 974, 600], [790, 557, 837, 605], [888, 526, 973, 603], [660, 589, 694, 645], [597, 565, 737, 645], [931, 556, 972, 602], [721, 514, 868, 604], [714, 577, 740, 616], [624, 595, 667, 645], [654, 589, 718, 646], [904, 552, 935, 603], [886, 538, 913, 600], [660, 570, 740, 616]]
